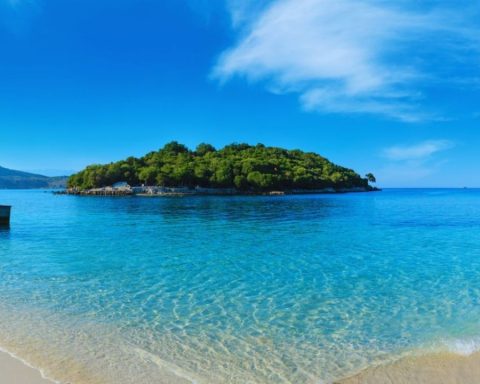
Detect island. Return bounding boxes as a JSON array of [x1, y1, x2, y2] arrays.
[[65, 142, 378, 196]]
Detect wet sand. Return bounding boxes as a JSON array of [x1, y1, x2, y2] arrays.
[[2, 347, 480, 384], [0, 349, 54, 384], [336, 351, 480, 384]]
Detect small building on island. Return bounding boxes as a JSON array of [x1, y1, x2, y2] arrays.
[[112, 182, 130, 189]]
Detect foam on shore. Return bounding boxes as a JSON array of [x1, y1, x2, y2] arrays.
[[4, 329, 480, 384], [0, 348, 56, 384]]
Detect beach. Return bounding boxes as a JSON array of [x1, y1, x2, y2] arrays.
[[337, 351, 480, 384], [3, 348, 480, 384], [0, 350, 53, 384]]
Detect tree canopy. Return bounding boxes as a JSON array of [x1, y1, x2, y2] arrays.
[[68, 142, 374, 191], [365, 173, 376, 183]]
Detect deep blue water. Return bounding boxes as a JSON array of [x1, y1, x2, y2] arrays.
[[0, 189, 480, 383]]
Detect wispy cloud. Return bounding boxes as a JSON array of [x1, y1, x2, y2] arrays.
[[213, 0, 480, 121], [224, 0, 271, 27], [377, 139, 455, 185], [383, 140, 454, 161]]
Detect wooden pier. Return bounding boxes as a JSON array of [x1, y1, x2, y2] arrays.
[[0, 205, 11, 226]]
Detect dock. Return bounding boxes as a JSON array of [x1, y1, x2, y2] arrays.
[[0, 205, 11, 226]]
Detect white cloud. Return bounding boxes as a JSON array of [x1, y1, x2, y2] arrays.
[[383, 140, 454, 161], [225, 0, 271, 27], [376, 139, 455, 186], [213, 0, 480, 121]]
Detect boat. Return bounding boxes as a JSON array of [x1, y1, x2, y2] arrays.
[[0, 205, 11, 226]]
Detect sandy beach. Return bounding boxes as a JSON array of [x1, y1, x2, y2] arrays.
[[2, 343, 480, 384], [337, 351, 480, 384], [0, 350, 53, 384]]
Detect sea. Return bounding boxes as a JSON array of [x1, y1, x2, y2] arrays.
[[0, 188, 479, 384]]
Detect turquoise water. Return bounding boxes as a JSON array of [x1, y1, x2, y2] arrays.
[[1, 189, 480, 383]]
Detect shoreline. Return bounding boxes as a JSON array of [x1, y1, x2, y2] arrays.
[[0, 348, 56, 384], [336, 350, 480, 384], [3, 342, 480, 384], [56, 186, 379, 197]]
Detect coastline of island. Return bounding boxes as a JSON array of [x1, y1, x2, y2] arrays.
[[56, 185, 379, 197]]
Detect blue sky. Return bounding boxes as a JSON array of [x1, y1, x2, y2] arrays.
[[1, 0, 479, 187]]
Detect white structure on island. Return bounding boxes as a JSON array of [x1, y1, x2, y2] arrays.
[[112, 182, 130, 189]]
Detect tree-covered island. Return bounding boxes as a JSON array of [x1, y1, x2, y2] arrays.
[[67, 142, 377, 194]]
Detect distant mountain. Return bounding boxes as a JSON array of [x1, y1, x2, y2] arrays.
[[0, 166, 68, 189]]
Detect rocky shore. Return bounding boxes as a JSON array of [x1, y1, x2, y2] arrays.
[[55, 185, 378, 197]]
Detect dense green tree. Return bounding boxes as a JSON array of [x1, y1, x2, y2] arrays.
[[138, 166, 157, 185], [365, 173, 376, 183], [68, 141, 375, 191], [195, 143, 216, 156], [162, 141, 189, 154]]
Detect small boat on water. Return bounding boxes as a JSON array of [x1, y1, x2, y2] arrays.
[[0, 205, 11, 226]]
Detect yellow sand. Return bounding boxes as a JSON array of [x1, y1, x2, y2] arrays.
[[0, 349, 54, 384], [336, 351, 480, 384], [2, 343, 480, 384]]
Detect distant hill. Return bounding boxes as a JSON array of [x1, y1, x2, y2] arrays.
[[0, 166, 68, 189]]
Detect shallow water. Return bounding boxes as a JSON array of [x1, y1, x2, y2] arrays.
[[0, 189, 480, 383]]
